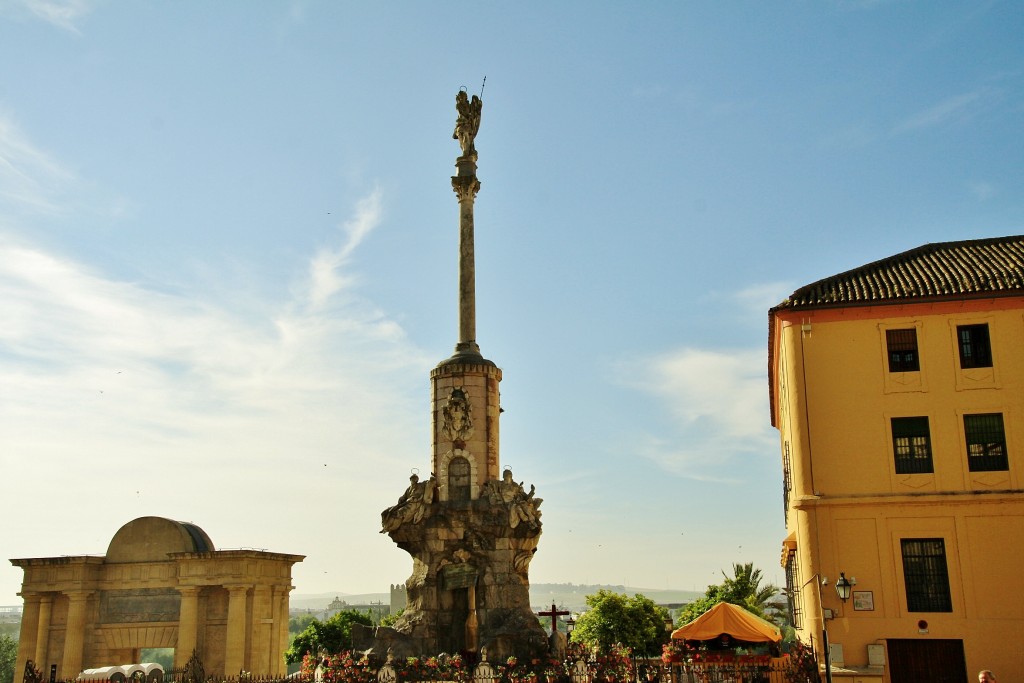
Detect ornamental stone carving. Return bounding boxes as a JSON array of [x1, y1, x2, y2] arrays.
[[442, 388, 475, 442]]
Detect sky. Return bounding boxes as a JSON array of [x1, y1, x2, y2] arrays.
[[1, 1, 1023, 609]]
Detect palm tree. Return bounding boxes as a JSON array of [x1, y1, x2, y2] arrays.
[[719, 562, 782, 623]]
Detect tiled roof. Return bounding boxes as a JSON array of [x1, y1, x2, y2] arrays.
[[773, 235, 1024, 311]]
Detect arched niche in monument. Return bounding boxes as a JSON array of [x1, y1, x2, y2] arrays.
[[448, 456, 472, 502]]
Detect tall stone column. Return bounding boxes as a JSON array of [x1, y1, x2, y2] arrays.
[[61, 591, 91, 678], [452, 169, 482, 357], [224, 585, 249, 676], [174, 587, 201, 670], [16, 593, 41, 680], [34, 594, 53, 671]]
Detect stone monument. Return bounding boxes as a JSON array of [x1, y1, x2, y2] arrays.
[[10, 517, 302, 680], [355, 90, 547, 662]]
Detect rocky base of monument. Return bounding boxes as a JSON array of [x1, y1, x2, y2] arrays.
[[357, 475, 548, 662]]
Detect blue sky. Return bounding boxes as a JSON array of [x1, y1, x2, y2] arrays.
[[2, 1, 1022, 608]]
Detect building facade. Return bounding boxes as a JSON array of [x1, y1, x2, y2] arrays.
[[10, 516, 303, 680], [769, 236, 1024, 682]]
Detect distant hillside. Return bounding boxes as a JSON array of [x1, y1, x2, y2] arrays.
[[529, 584, 702, 612], [291, 584, 702, 613]]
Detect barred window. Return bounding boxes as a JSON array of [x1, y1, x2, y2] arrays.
[[964, 413, 1009, 472], [886, 328, 920, 372], [901, 538, 952, 612], [782, 441, 792, 518], [784, 551, 802, 629], [892, 417, 933, 474], [957, 324, 992, 369]]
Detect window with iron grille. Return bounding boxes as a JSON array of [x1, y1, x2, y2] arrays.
[[964, 413, 1008, 472], [957, 324, 992, 368], [784, 551, 802, 629], [886, 328, 920, 372], [891, 417, 933, 474], [782, 441, 792, 518], [901, 538, 952, 612]]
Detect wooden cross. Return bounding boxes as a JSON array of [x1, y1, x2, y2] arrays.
[[537, 602, 570, 635]]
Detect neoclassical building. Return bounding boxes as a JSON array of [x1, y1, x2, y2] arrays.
[[11, 516, 303, 680]]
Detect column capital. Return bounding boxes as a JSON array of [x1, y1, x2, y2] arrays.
[[451, 176, 481, 202]]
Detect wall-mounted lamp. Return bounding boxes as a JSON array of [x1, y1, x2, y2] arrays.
[[835, 573, 853, 602]]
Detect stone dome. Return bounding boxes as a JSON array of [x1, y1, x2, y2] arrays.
[[105, 516, 214, 563]]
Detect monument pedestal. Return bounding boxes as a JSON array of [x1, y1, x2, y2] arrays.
[[359, 489, 547, 661]]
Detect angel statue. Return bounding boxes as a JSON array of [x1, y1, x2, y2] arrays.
[[453, 90, 483, 159]]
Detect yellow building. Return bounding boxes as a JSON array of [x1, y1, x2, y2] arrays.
[[769, 236, 1024, 682]]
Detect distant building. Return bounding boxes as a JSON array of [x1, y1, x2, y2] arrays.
[[390, 583, 407, 613], [0, 605, 22, 623], [323, 596, 389, 624], [769, 236, 1024, 682]]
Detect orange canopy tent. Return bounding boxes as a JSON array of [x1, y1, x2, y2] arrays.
[[670, 602, 781, 643]]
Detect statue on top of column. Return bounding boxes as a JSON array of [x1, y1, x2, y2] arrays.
[[454, 90, 483, 159]]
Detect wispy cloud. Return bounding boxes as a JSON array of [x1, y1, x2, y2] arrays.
[[4, 0, 94, 32], [731, 282, 793, 317], [305, 189, 382, 311], [892, 89, 993, 134], [0, 190, 430, 561], [0, 113, 75, 215], [614, 347, 774, 480]]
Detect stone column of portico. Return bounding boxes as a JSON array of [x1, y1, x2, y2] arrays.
[[34, 594, 54, 671], [16, 593, 41, 680], [60, 591, 91, 678], [174, 587, 201, 670], [224, 585, 250, 676], [250, 585, 272, 675], [272, 588, 291, 677]]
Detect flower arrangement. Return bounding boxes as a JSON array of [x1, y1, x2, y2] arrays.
[[592, 643, 632, 682], [392, 653, 470, 683], [661, 642, 685, 664], [300, 651, 376, 683]]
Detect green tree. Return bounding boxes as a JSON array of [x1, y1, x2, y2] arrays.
[[0, 634, 17, 683], [675, 584, 723, 626], [289, 613, 318, 635], [140, 649, 174, 671], [676, 562, 782, 627], [284, 610, 373, 664], [379, 609, 403, 628], [719, 562, 780, 623], [571, 590, 671, 656]]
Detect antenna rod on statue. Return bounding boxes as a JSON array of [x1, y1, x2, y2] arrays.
[[451, 88, 483, 357], [480, 76, 486, 98]]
